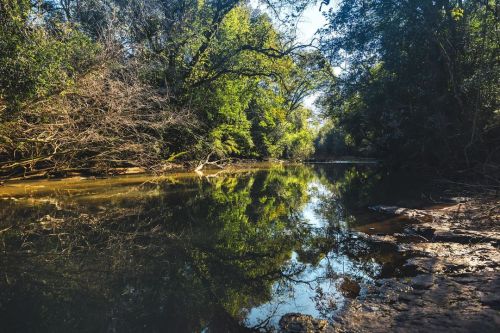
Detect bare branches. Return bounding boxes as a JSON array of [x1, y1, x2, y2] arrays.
[[0, 64, 198, 178], [194, 151, 232, 172]]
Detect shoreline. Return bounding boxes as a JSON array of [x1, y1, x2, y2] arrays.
[[0, 159, 292, 183], [331, 197, 500, 333], [0, 157, 383, 183], [277, 196, 499, 333]]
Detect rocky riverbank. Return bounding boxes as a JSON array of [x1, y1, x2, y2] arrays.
[[279, 197, 500, 333]]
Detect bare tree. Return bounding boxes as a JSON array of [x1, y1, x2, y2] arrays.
[[0, 60, 198, 178]]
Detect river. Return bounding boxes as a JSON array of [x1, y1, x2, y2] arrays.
[[0, 164, 434, 332]]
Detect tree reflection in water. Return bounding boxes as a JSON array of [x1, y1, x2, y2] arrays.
[[0, 165, 409, 332]]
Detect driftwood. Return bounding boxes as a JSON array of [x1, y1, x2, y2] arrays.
[[194, 151, 230, 172]]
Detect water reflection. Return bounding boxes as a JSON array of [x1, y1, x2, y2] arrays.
[[0, 165, 411, 332]]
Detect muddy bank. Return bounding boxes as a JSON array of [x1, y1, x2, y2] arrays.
[[0, 159, 292, 182], [279, 197, 500, 333]]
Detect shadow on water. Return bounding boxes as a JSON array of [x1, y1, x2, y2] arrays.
[[0, 164, 426, 332]]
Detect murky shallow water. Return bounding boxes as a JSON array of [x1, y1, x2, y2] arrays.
[[0, 164, 424, 332]]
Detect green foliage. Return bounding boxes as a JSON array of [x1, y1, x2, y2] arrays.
[[0, 0, 98, 110], [0, 0, 318, 176], [180, 4, 319, 159], [451, 7, 464, 21], [319, 0, 499, 170], [199, 78, 255, 156]]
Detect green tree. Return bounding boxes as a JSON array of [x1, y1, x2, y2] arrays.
[[319, 0, 499, 171], [0, 0, 320, 178], [0, 0, 98, 110]]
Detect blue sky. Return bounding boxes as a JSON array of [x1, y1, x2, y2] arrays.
[[250, 0, 333, 45], [249, 1, 337, 112], [296, 2, 329, 44], [297, 2, 337, 111]]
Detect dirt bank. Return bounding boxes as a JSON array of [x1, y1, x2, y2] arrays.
[[278, 197, 500, 333]]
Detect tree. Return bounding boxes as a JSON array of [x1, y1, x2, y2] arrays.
[[0, 0, 98, 110], [318, 0, 499, 171], [0, 0, 320, 177]]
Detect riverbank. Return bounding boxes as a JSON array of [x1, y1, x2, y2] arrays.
[[0, 157, 381, 182], [0, 159, 291, 182], [278, 196, 499, 333]]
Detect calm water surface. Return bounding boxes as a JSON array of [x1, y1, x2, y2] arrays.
[[0, 164, 422, 332]]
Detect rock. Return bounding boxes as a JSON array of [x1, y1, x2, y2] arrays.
[[339, 277, 361, 299], [479, 293, 500, 310], [369, 234, 398, 244], [279, 313, 332, 333], [392, 302, 409, 311], [398, 293, 415, 302], [446, 197, 472, 203], [411, 274, 434, 289], [453, 274, 477, 284], [332, 197, 500, 333]]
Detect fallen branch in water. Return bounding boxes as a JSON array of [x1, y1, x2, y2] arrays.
[[194, 151, 230, 172]]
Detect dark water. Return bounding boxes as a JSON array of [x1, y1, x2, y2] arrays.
[[0, 164, 425, 332]]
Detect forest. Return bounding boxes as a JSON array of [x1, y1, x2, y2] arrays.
[[0, 0, 498, 179]]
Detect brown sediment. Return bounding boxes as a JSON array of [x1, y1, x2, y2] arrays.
[[0, 161, 292, 198], [0, 160, 290, 182]]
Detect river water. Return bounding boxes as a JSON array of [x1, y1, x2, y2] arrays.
[[0, 164, 425, 332]]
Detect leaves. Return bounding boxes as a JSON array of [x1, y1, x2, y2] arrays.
[[318, 0, 499, 169], [0, 2, 98, 109]]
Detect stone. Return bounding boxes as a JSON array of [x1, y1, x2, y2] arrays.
[[279, 313, 332, 333], [339, 277, 361, 299], [411, 274, 434, 289], [479, 293, 500, 310]]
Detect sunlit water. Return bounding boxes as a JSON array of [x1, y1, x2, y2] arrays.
[[0, 164, 420, 332]]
